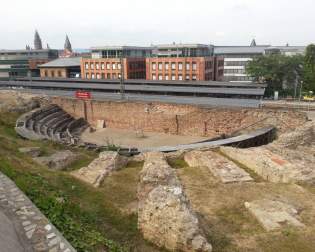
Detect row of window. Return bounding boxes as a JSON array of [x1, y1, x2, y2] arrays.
[[85, 62, 121, 70], [86, 73, 121, 79], [43, 70, 63, 77], [224, 61, 248, 66], [224, 69, 246, 74], [224, 76, 254, 81], [151, 62, 198, 71], [152, 74, 198, 81]]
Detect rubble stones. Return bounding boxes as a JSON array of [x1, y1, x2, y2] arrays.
[[33, 150, 77, 170], [184, 150, 253, 183], [245, 199, 305, 231], [71, 151, 128, 187], [138, 152, 212, 252], [18, 147, 41, 157]]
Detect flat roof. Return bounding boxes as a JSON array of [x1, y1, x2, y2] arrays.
[[90, 46, 152, 51], [0, 49, 58, 54], [39, 57, 81, 68], [155, 43, 212, 49], [214, 46, 269, 55]]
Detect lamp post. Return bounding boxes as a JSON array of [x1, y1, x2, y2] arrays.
[[299, 80, 303, 102]]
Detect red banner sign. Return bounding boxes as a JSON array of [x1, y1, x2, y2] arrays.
[[75, 91, 91, 99]]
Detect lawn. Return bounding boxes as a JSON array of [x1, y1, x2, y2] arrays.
[[0, 111, 161, 252]]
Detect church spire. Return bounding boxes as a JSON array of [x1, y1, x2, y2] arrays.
[[250, 39, 257, 47], [64, 35, 72, 52], [34, 30, 43, 50]]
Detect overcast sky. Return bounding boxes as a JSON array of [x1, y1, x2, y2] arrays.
[[1, 0, 314, 49]]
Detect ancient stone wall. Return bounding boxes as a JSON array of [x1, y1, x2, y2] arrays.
[[52, 97, 307, 138]]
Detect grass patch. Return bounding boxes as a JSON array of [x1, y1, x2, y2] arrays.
[[0, 111, 161, 252], [167, 157, 188, 169]]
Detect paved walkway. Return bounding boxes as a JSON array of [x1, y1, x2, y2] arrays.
[[0, 172, 75, 252]]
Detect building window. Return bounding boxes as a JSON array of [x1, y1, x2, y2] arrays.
[[118, 73, 121, 79], [158, 63, 163, 70], [96, 63, 100, 70], [171, 75, 176, 80], [152, 74, 157, 80], [107, 73, 111, 79], [178, 74, 183, 80], [85, 63, 89, 70], [186, 63, 190, 70], [192, 74, 197, 80], [44, 70, 48, 77], [112, 73, 117, 79], [58, 71, 62, 77], [112, 63, 116, 70], [85, 73, 89, 79], [178, 63, 183, 70], [91, 73, 95, 79], [96, 73, 100, 79], [158, 74, 163, 80], [101, 73, 105, 79], [101, 63, 105, 70], [165, 63, 169, 70], [152, 63, 156, 70], [192, 62, 197, 71], [51, 71, 55, 77], [185, 75, 190, 80], [165, 75, 169, 80], [106, 63, 110, 70], [118, 63, 121, 69], [171, 63, 176, 70], [90, 63, 94, 70]]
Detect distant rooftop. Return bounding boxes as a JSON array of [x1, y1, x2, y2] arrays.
[[39, 57, 81, 68], [214, 46, 270, 55], [90, 46, 152, 51], [0, 49, 58, 54], [155, 43, 212, 49]]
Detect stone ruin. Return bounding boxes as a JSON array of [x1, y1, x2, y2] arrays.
[[71, 151, 128, 187], [138, 152, 212, 252], [220, 121, 315, 183], [184, 150, 253, 183], [15, 104, 88, 144]]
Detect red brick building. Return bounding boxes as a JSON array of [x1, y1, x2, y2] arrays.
[[146, 44, 224, 81], [81, 46, 150, 80]]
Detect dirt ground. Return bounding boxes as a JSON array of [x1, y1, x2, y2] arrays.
[[176, 162, 315, 252], [81, 128, 209, 149]]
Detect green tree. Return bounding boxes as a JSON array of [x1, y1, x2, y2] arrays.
[[246, 54, 304, 97], [304, 44, 315, 92]]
